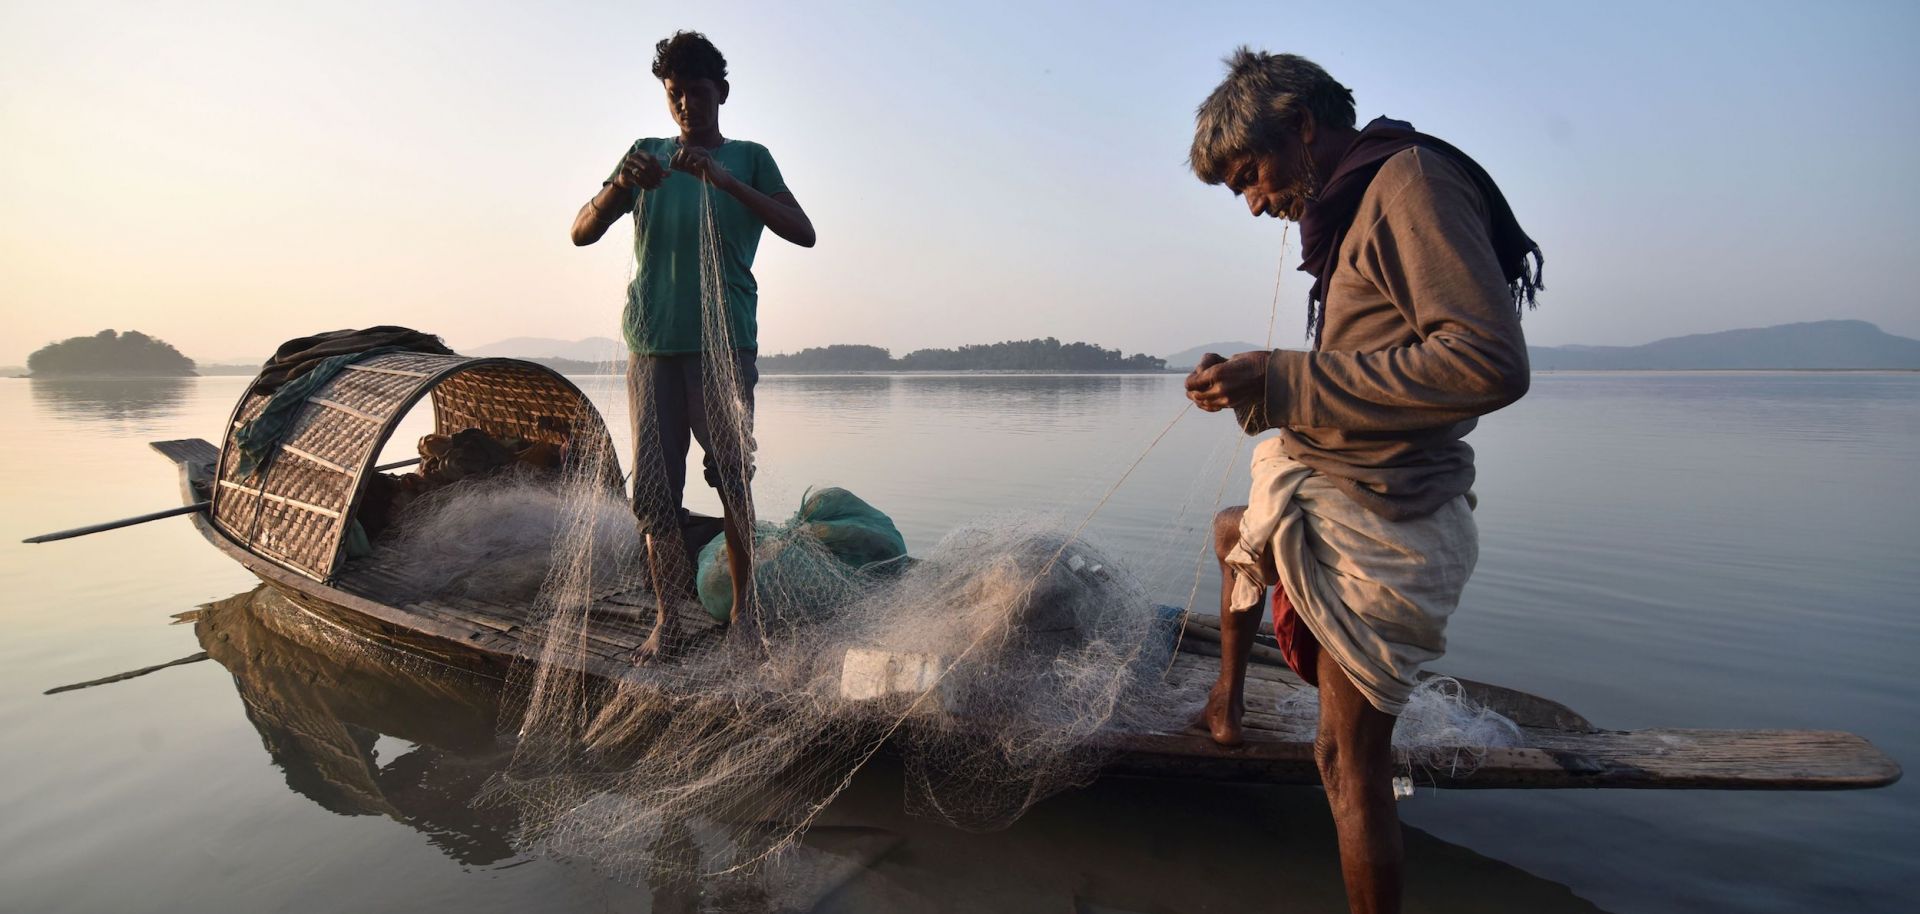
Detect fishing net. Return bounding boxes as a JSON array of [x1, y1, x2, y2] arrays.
[[384, 473, 640, 604], [1272, 675, 1524, 777], [462, 179, 1206, 885], [347, 177, 1531, 882]]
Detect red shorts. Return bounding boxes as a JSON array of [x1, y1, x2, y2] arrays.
[[1272, 585, 1321, 685]]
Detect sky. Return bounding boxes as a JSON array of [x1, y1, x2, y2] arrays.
[[2, 0, 1917, 365]]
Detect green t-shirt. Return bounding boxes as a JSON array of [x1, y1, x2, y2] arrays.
[[609, 138, 788, 355]]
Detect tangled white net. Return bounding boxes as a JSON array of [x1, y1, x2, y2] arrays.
[[1273, 675, 1524, 777], [443, 180, 1207, 884], [477, 458, 1200, 882]]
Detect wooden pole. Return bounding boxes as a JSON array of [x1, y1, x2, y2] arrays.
[[43, 652, 211, 695], [22, 502, 209, 544]]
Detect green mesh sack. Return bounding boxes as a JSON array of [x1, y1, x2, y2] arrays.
[[696, 487, 908, 623]]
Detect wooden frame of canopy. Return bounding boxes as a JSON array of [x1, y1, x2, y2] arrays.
[[209, 352, 619, 582]]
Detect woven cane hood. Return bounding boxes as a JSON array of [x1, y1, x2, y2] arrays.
[[211, 352, 618, 582]]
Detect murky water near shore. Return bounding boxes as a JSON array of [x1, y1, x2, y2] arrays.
[[2, 372, 1914, 913]]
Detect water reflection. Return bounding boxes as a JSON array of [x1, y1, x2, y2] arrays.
[[192, 588, 518, 865], [28, 376, 192, 424], [193, 586, 1609, 913], [886, 374, 1170, 435], [759, 373, 1177, 439]]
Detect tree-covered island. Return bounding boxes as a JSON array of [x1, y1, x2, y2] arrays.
[[27, 330, 197, 377], [759, 338, 1168, 373]]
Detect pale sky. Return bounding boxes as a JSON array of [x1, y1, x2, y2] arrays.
[[2, 0, 1916, 365]]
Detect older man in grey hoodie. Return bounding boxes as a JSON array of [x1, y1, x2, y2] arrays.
[[1184, 48, 1540, 914]]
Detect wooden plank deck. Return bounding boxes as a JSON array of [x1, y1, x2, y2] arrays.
[[151, 438, 1903, 792]]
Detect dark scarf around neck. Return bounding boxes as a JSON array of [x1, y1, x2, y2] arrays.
[[1296, 117, 1543, 346]]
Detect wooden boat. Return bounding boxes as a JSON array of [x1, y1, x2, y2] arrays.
[[150, 352, 1900, 791]]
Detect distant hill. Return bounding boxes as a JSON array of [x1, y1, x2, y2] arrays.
[[465, 336, 624, 362], [196, 363, 268, 376], [1530, 320, 1920, 370], [2, 366, 24, 377], [28, 330, 196, 377], [1163, 341, 1267, 370], [521, 356, 620, 375]]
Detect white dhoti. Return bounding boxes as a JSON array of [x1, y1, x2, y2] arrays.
[[1222, 437, 1479, 716]]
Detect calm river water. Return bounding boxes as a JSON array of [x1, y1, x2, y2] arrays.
[[1, 371, 1914, 913]]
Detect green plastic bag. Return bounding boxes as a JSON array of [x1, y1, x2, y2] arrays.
[[696, 487, 908, 623]]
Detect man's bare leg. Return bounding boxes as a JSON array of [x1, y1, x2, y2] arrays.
[[636, 523, 695, 661], [720, 493, 757, 643], [1314, 647, 1403, 914], [1204, 506, 1268, 746]]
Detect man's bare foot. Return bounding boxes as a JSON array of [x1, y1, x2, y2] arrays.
[[726, 601, 762, 649], [632, 621, 677, 663], [1202, 682, 1245, 747]]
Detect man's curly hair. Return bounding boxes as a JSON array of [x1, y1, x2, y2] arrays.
[[652, 31, 728, 83]]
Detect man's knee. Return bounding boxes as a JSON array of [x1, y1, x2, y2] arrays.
[[632, 507, 676, 541], [1212, 506, 1246, 562], [1313, 729, 1347, 791]]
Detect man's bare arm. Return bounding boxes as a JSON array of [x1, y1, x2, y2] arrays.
[[747, 189, 816, 248], [572, 182, 637, 246], [671, 146, 816, 248], [573, 148, 667, 246]]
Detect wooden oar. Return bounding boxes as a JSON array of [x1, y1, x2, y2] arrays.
[[43, 651, 211, 695], [22, 502, 209, 544], [23, 455, 417, 544]]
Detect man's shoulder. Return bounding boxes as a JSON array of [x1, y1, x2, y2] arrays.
[[725, 138, 776, 158], [1373, 147, 1469, 195], [1365, 147, 1482, 221], [626, 137, 680, 161]]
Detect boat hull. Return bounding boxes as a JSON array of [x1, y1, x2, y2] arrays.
[[153, 438, 1902, 791]]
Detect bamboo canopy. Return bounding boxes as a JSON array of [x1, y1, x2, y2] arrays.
[[210, 352, 617, 582]]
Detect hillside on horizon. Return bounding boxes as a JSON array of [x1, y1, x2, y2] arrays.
[[1158, 320, 1920, 371], [1162, 341, 1268, 370], [1527, 320, 1920, 370], [462, 336, 624, 363]]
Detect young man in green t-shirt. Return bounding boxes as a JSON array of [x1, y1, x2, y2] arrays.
[[571, 30, 815, 658]]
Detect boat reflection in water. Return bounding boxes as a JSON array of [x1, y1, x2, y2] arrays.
[[192, 586, 903, 912], [192, 587, 1612, 914], [192, 587, 517, 864]]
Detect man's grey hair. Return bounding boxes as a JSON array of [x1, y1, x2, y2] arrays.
[[1190, 48, 1356, 185]]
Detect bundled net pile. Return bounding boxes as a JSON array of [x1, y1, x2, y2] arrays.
[[466, 182, 1205, 884], [484, 459, 1198, 882], [384, 474, 640, 604]]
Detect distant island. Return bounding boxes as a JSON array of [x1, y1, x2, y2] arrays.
[[761, 339, 1167, 373], [445, 319, 1920, 378], [27, 330, 196, 377], [455, 336, 1165, 373]]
